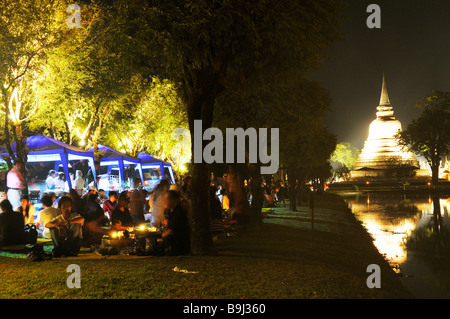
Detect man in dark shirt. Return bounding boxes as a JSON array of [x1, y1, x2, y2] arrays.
[[162, 190, 190, 255], [0, 199, 25, 247], [83, 193, 109, 246], [45, 196, 84, 257], [111, 193, 133, 230], [103, 191, 117, 221]]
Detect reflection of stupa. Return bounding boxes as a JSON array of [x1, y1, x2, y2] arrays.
[[351, 74, 420, 180]]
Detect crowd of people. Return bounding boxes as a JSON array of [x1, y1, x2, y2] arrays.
[[44, 168, 94, 196], [1, 161, 288, 259], [0, 173, 199, 257]]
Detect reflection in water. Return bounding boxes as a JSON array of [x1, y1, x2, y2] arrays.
[[345, 194, 450, 298], [408, 195, 450, 257]]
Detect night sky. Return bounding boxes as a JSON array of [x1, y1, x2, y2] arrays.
[[312, 0, 450, 150]]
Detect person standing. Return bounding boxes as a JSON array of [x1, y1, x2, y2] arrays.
[[45, 170, 57, 190], [74, 170, 85, 196], [277, 182, 286, 207], [6, 161, 26, 211]]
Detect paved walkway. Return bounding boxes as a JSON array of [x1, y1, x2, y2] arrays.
[[263, 199, 361, 236]]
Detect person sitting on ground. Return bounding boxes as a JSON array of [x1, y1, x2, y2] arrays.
[[83, 193, 109, 246], [45, 196, 84, 257], [170, 183, 191, 213], [102, 191, 117, 221], [162, 190, 190, 256], [120, 190, 130, 201], [86, 193, 106, 223], [0, 200, 25, 248], [54, 192, 69, 210], [111, 193, 133, 231], [67, 189, 85, 216], [149, 179, 170, 227], [35, 194, 60, 239], [81, 186, 97, 201], [98, 189, 108, 205], [129, 180, 146, 226], [16, 195, 36, 224]]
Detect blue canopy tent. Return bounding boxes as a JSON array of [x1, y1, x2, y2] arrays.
[[0, 134, 96, 190], [137, 152, 175, 184], [90, 144, 144, 191]]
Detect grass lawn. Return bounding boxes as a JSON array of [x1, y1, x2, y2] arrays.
[[0, 193, 414, 299]]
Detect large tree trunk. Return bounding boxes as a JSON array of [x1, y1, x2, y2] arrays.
[[189, 161, 215, 255], [431, 159, 440, 186], [186, 73, 221, 255]]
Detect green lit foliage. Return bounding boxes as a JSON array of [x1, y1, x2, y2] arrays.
[[396, 91, 450, 185], [0, 0, 68, 164], [104, 0, 343, 253], [105, 76, 189, 173], [31, 2, 137, 151], [331, 142, 360, 171]]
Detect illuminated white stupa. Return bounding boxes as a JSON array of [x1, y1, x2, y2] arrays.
[[350, 74, 420, 180]]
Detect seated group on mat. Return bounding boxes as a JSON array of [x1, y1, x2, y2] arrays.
[[0, 186, 193, 257]]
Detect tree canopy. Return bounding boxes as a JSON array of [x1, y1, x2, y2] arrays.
[[396, 91, 450, 185], [0, 0, 343, 255], [0, 0, 67, 166], [86, 0, 343, 254]]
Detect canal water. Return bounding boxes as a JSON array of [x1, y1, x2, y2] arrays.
[[343, 193, 450, 299]]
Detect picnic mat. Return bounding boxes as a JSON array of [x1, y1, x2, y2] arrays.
[[0, 238, 153, 260], [0, 239, 53, 259]]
